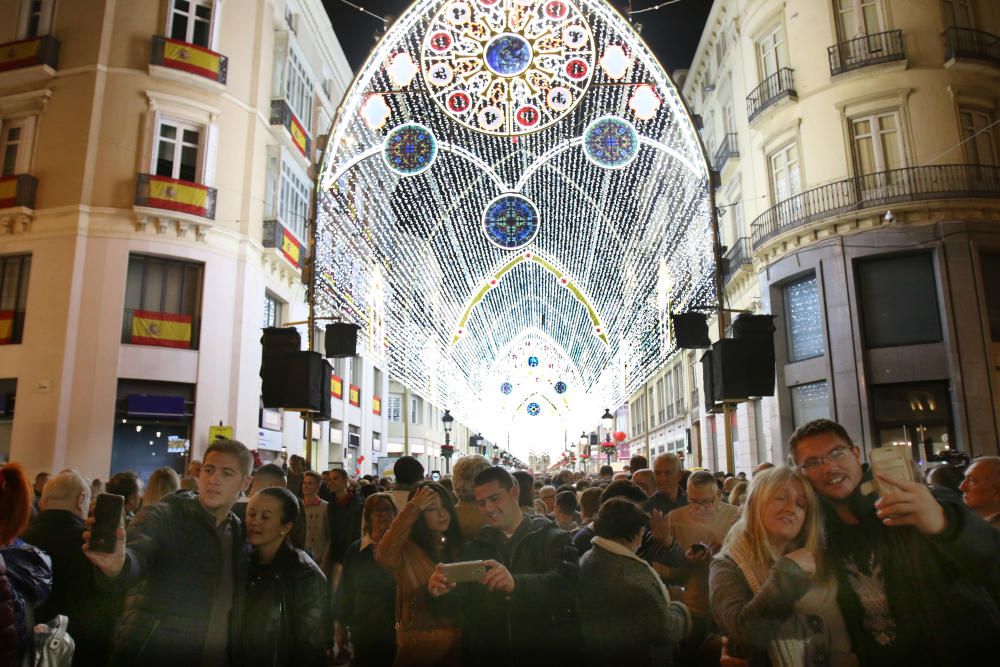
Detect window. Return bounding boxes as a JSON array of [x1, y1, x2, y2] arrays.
[[154, 118, 202, 182], [960, 108, 998, 167], [857, 252, 942, 348], [785, 275, 825, 361], [674, 365, 684, 414], [350, 356, 363, 386], [19, 0, 54, 38], [0, 255, 31, 345], [851, 112, 904, 176], [656, 375, 666, 424], [980, 252, 1000, 342], [871, 381, 952, 461], [373, 367, 384, 394], [278, 158, 310, 241], [757, 25, 788, 80], [836, 0, 885, 39], [387, 394, 402, 422], [942, 0, 975, 29], [169, 0, 213, 48], [769, 142, 801, 203], [790, 381, 830, 428], [1, 118, 34, 177], [410, 396, 421, 424], [122, 254, 203, 349], [285, 46, 315, 131], [263, 292, 281, 328]]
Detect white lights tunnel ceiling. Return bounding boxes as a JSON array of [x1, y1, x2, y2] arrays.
[[316, 0, 715, 457]]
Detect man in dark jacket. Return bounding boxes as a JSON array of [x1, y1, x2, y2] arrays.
[[21, 470, 118, 665], [325, 468, 363, 569], [84, 439, 254, 667], [429, 466, 582, 667], [790, 419, 1000, 666]]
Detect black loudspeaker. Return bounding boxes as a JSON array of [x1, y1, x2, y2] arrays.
[[280, 351, 327, 413], [700, 349, 718, 413], [315, 358, 333, 421], [733, 314, 776, 397], [325, 322, 360, 358], [711, 339, 750, 403], [260, 328, 302, 408], [261, 327, 301, 357], [672, 312, 711, 349]]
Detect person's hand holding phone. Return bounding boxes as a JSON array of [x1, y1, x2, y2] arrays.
[[685, 543, 711, 565], [480, 559, 515, 593], [428, 563, 456, 597], [82, 515, 127, 578], [875, 474, 947, 535]]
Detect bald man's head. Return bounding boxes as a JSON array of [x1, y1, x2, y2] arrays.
[[961, 457, 1000, 520], [40, 470, 91, 518], [632, 468, 655, 497]]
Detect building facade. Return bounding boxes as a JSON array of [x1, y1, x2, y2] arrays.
[[0, 0, 397, 481], [622, 0, 1000, 471]]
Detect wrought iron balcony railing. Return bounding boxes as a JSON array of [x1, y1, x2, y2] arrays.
[[943, 27, 1000, 67], [150, 35, 228, 85], [750, 164, 1000, 249], [262, 219, 308, 270], [0, 35, 59, 72], [135, 173, 217, 220], [747, 68, 796, 122], [724, 237, 752, 283], [828, 30, 905, 76], [714, 133, 739, 172], [0, 174, 38, 209]]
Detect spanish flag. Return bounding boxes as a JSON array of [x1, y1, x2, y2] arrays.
[[161, 38, 224, 82], [349, 384, 361, 407], [289, 114, 309, 158], [0, 37, 41, 72], [281, 228, 302, 268], [373, 396, 382, 415], [0, 176, 18, 208], [0, 310, 14, 344], [331, 374, 343, 399], [131, 310, 192, 349], [146, 175, 211, 217]]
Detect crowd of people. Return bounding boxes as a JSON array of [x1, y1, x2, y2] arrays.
[[1, 418, 999, 666]]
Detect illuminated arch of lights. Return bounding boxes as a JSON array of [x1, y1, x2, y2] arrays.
[[315, 0, 715, 457]]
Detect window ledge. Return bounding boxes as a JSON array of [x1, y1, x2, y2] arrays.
[[261, 246, 304, 287], [133, 206, 212, 241], [0, 207, 33, 234], [0, 63, 55, 87], [149, 63, 227, 93], [943, 57, 1000, 77]]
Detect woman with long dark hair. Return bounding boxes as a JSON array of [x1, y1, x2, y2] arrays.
[[375, 481, 462, 667]]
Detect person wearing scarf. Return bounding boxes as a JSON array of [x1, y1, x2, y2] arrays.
[[710, 466, 856, 667]]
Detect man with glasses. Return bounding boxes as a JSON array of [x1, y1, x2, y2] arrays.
[[789, 419, 1000, 666], [663, 470, 736, 664]]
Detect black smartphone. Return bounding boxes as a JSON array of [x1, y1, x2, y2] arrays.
[[90, 493, 124, 553], [690, 543, 707, 555]]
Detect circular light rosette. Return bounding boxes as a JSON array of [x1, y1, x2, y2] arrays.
[[482, 193, 540, 249], [554, 380, 567, 394], [527, 401, 541, 416], [583, 116, 640, 169], [500, 381, 513, 395], [421, 0, 595, 136], [527, 355, 540, 367], [382, 123, 438, 176]]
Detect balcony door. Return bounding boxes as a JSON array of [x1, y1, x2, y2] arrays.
[[851, 111, 906, 200], [769, 142, 803, 223], [757, 25, 789, 81], [836, 0, 885, 39], [942, 0, 975, 29]]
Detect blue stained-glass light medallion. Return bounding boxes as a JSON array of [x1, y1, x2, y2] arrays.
[[483, 194, 540, 249], [527, 356, 539, 367], [527, 402, 541, 416], [554, 381, 567, 394], [583, 116, 639, 169], [484, 33, 533, 77], [383, 123, 438, 176], [500, 382, 513, 395]]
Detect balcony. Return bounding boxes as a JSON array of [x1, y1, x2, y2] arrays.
[[121, 308, 200, 350], [750, 164, 1000, 250], [746, 68, 796, 123], [150, 35, 228, 89], [270, 98, 311, 161], [0, 175, 37, 233], [714, 133, 739, 172], [723, 237, 753, 284], [0, 35, 59, 73], [262, 219, 307, 283], [134, 173, 217, 238], [828, 30, 906, 76], [943, 27, 1000, 68]]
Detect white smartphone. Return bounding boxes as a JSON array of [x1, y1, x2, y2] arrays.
[[440, 560, 487, 584], [870, 445, 915, 498]]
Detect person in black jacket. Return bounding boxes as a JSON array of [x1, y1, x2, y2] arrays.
[[84, 439, 254, 667], [428, 466, 582, 667], [239, 486, 328, 667], [325, 469, 363, 579], [21, 470, 118, 666]]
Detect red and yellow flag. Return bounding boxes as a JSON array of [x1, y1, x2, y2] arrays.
[[0, 37, 41, 72], [146, 175, 210, 217], [330, 374, 343, 399], [0, 310, 14, 344], [161, 38, 223, 81], [373, 396, 381, 415], [281, 228, 302, 268], [131, 310, 192, 349], [289, 114, 309, 158], [0, 176, 18, 208], [349, 384, 361, 407]]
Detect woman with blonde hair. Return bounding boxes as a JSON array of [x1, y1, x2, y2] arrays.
[[143, 466, 181, 506], [709, 466, 856, 667]]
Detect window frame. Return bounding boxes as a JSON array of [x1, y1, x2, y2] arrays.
[[18, 0, 55, 39], [959, 106, 998, 167], [835, 0, 886, 40], [283, 40, 316, 132], [152, 115, 205, 183], [850, 110, 905, 176], [768, 140, 801, 204], [789, 380, 831, 428], [0, 254, 31, 345], [0, 117, 37, 177], [122, 253, 205, 349], [165, 0, 220, 49], [272, 150, 311, 242], [856, 251, 943, 349], [756, 24, 788, 81], [784, 273, 826, 362], [263, 291, 282, 328]]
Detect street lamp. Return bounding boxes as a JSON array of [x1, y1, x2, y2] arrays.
[[601, 408, 614, 432], [441, 409, 455, 473], [579, 431, 588, 448]]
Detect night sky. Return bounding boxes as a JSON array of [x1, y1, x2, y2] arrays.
[[322, 0, 713, 76]]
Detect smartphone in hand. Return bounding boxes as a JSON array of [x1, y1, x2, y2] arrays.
[[89, 493, 125, 553], [439, 560, 487, 584], [870, 446, 915, 498]]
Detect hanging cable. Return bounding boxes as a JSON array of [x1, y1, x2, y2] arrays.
[[334, 0, 388, 24], [628, 0, 685, 15]]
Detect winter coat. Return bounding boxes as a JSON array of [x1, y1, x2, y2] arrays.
[[0, 540, 52, 667], [237, 541, 328, 667], [326, 492, 363, 566], [579, 538, 690, 667], [21, 509, 119, 666], [95, 491, 247, 667], [333, 538, 397, 667], [451, 514, 583, 667]]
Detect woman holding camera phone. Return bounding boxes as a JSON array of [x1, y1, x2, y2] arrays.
[[709, 466, 856, 667], [375, 482, 462, 667]]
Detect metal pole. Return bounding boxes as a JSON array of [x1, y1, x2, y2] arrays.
[[643, 379, 651, 461], [403, 386, 410, 455], [710, 176, 735, 474], [305, 154, 321, 469]]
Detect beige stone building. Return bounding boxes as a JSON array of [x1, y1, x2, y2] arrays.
[[624, 0, 1000, 470]]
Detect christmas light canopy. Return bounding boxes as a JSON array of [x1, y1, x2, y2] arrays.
[[315, 0, 716, 460]]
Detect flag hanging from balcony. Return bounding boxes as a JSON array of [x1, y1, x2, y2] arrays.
[[162, 38, 224, 81], [281, 228, 302, 268], [289, 114, 309, 158], [146, 176, 211, 217], [373, 396, 381, 415], [349, 384, 361, 407], [331, 374, 343, 399], [131, 310, 192, 348], [0, 37, 42, 72], [0, 310, 14, 344], [0, 175, 19, 208]]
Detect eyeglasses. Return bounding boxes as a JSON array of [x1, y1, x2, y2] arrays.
[[688, 499, 716, 509], [798, 445, 851, 472]]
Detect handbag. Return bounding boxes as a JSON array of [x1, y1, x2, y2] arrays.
[[33, 615, 74, 667]]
